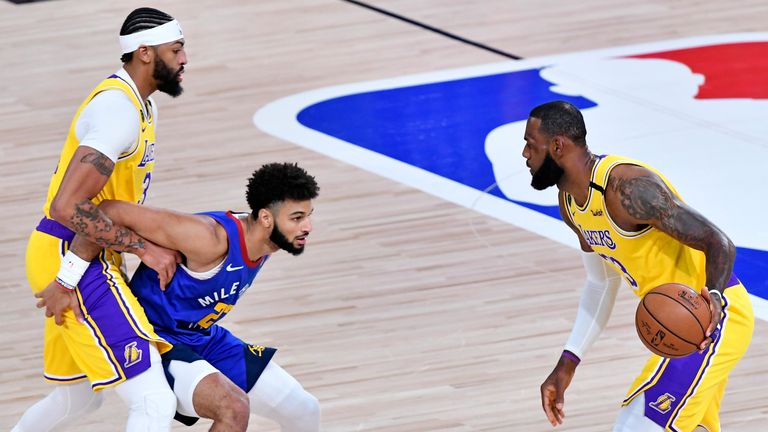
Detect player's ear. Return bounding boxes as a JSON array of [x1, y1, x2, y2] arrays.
[[136, 45, 154, 64], [551, 136, 564, 155], [258, 208, 273, 228]]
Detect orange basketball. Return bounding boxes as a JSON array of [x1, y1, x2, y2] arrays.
[[635, 283, 712, 358]]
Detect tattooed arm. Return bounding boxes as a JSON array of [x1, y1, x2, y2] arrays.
[[47, 146, 180, 286], [49, 147, 143, 257], [37, 146, 180, 325], [606, 164, 732, 348]]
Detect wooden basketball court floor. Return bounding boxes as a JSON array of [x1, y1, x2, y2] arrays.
[[1, 0, 767, 430]]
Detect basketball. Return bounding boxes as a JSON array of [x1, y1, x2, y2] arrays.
[[635, 283, 712, 358]]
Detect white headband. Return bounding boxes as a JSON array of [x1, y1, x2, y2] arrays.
[[119, 19, 184, 54]]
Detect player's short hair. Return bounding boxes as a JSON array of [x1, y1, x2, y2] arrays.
[[119, 8, 175, 63], [246, 163, 320, 214], [529, 101, 587, 146]]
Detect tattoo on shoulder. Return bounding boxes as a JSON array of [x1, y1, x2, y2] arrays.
[[610, 175, 674, 221], [80, 152, 114, 177]]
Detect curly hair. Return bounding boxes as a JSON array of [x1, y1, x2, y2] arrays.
[[246, 163, 319, 213]]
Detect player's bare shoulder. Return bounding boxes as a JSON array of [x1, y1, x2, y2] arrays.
[[604, 163, 675, 228]]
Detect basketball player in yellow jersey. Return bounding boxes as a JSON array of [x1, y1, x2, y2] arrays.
[[13, 8, 188, 432], [524, 101, 753, 432]]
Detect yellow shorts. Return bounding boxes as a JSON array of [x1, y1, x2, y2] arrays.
[[27, 218, 170, 391], [622, 280, 754, 432]]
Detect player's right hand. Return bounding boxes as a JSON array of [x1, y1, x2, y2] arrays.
[[540, 357, 577, 427], [140, 241, 182, 290], [34, 280, 85, 326]]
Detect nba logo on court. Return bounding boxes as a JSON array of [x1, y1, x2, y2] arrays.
[[255, 33, 768, 320]]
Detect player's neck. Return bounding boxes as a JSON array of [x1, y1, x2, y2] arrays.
[[558, 151, 597, 206], [122, 64, 156, 100], [240, 214, 275, 260]]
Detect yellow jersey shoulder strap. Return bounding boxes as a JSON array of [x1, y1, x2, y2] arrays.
[[591, 154, 683, 201], [590, 154, 648, 191]]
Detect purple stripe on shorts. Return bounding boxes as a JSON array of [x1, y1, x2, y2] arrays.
[[642, 297, 728, 429], [78, 255, 152, 381], [36, 218, 154, 384], [100, 258, 154, 341]]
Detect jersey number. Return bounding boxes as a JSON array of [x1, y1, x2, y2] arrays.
[[196, 302, 234, 329], [597, 253, 639, 289], [137, 172, 152, 205]]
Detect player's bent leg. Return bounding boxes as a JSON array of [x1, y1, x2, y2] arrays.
[[193, 372, 250, 432], [248, 361, 320, 432], [114, 343, 176, 432], [613, 393, 664, 432], [11, 381, 103, 432], [168, 358, 250, 432]]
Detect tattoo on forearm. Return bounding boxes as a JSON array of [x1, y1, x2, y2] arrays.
[[70, 200, 145, 252], [610, 175, 734, 291], [80, 152, 114, 177]]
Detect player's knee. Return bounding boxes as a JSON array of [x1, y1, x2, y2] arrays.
[[138, 389, 177, 421], [54, 382, 103, 416], [214, 386, 250, 427], [80, 389, 104, 415], [66, 382, 104, 415]]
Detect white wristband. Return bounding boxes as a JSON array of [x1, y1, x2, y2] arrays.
[[55, 250, 90, 291]]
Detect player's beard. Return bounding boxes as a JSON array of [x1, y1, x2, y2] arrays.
[[154, 57, 184, 97], [270, 220, 305, 256], [530, 151, 564, 190]]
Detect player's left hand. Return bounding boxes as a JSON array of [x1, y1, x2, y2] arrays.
[[35, 280, 85, 326], [698, 287, 723, 351]]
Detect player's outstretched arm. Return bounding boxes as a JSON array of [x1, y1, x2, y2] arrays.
[[50, 146, 180, 285], [607, 165, 731, 347], [98, 200, 228, 272], [37, 146, 180, 323]]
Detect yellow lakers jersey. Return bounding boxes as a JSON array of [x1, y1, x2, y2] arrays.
[[564, 155, 706, 297], [43, 75, 156, 217]]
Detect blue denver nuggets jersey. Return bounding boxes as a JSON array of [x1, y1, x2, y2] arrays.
[[129, 211, 269, 342]]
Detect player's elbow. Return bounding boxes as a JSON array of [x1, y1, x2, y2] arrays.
[[711, 230, 736, 265], [48, 196, 73, 224]]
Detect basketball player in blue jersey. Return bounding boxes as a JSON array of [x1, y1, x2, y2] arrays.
[[95, 163, 321, 431], [15, 7, 188, 432], [524, 101, 753, 431]]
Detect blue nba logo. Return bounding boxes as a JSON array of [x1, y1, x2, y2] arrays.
[[255, 33, 768, 319]]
